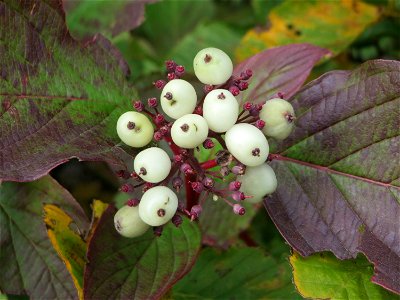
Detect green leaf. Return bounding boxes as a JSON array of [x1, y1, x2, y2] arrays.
[[290, 252, 399, 299], [172, 247, 301, 299], [83, 205, 201, 299], [43, 204, 87, 299], [168, 22, 242, 72], [64, 0, 155, 39], [199, 197, 259, 247], [0, 0, 137, 182], [236, 0, 379, 61], [139, 0, 215, 55], [0, 176, 89, 299]]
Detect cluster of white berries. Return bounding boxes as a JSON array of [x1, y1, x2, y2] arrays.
[[114, 47, 295, 238]]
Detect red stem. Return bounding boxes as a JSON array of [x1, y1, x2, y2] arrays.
[[200, 159, 218, 169]]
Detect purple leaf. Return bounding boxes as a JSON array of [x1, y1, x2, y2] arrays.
[[264, 60, 400, 294], [0, 176, 89, 299], [234, 43, 330, 104], [0, 0, 137, 182], [84, 205, 201, 299]]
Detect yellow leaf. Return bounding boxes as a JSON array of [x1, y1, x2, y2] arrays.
[[43, 204, 86, 300], [86, 199, 109, 243], [236, 0, 379, 61]]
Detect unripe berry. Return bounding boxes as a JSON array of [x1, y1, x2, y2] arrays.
[[134, 147, 171, 183], [117, 111, 154, 147], [171, 114, 209, 149], [193, 48, 233, 85], [203, 89, 239, 133], [259, 98, 295, 140], [139, 186, 178, 226], [229, 85, 240, 96], [190, 205, 202, 220], [114, 205, 150, 238], [233, 204, 246, 215], [160, 79, 197, 119], [239, 163, 277, 203], [229, 181, 242, 191], [225, 123, 269, 167], [153, 80, 166, 89]]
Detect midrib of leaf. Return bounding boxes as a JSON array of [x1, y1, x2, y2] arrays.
[[273, 154, 398, 189], [0, 204, 74, 299]]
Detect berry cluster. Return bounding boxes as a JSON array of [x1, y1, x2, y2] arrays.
[[114, 47, 295, 238]]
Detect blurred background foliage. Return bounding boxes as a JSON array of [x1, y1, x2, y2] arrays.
[[44, 0, 400, 298]]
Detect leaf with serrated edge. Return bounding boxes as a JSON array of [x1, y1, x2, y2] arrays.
[[264, 60, 400, 294], [233, 44, 330, 105], [84, 205, 201, 300], [0, 176, 89, 299], [0, 0, 137, 182], [290, 251, 398, 299], [43, 204, 87, 299]]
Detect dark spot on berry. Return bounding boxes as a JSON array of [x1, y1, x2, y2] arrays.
[[127, 121, 135, 130], [204, 54, 212, 63], [157, 209, 166, 217], [115, 220, 122, 231], [217, 92, 226, 100], [180, 123, 189, 132], [139, 167, 147, 175], [252, 148, 260, 157], [164, 92, 173, 100]]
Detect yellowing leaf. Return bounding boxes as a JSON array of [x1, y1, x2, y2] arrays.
[[236, 0, 379, 61], [43, 204, 87, 300], [86, 200, 109, 243]]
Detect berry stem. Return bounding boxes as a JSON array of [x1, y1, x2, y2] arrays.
[[200, 159, 218, 169]]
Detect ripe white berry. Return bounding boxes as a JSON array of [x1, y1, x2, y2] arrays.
[[193, 48, 233, 85], [114, 205, 150, 238], [139, 186, 178, 226], [171, 114, 209, 149], [203, 89, 239, 133], [225, 123, 269, 167], [259, 98, 295, 140], [239, 163, 277, 203], [134, 147, 171, 183], [160, 79, 197, 119], [116, 111, 154, 147]]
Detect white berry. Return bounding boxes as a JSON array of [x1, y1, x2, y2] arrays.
[[116, 111, 154, 147], [134, 147, 171, 183], [203, 89, 239, 133], [139, 186, 178, 226], [225, 123, 269, 167], [171, 114, 209, 149], [114, 205, 150, 238], [160, 79, 197, 119], [259, 98, 295, 140], [239, 163, 277, 203], [193, 48, 233, 85]]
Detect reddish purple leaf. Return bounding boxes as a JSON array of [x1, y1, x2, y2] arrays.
[[234, 43, 330, 104], [264, 60, 400, 294], [84, 205, 201, 300], [0, 0, 137, 182]]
